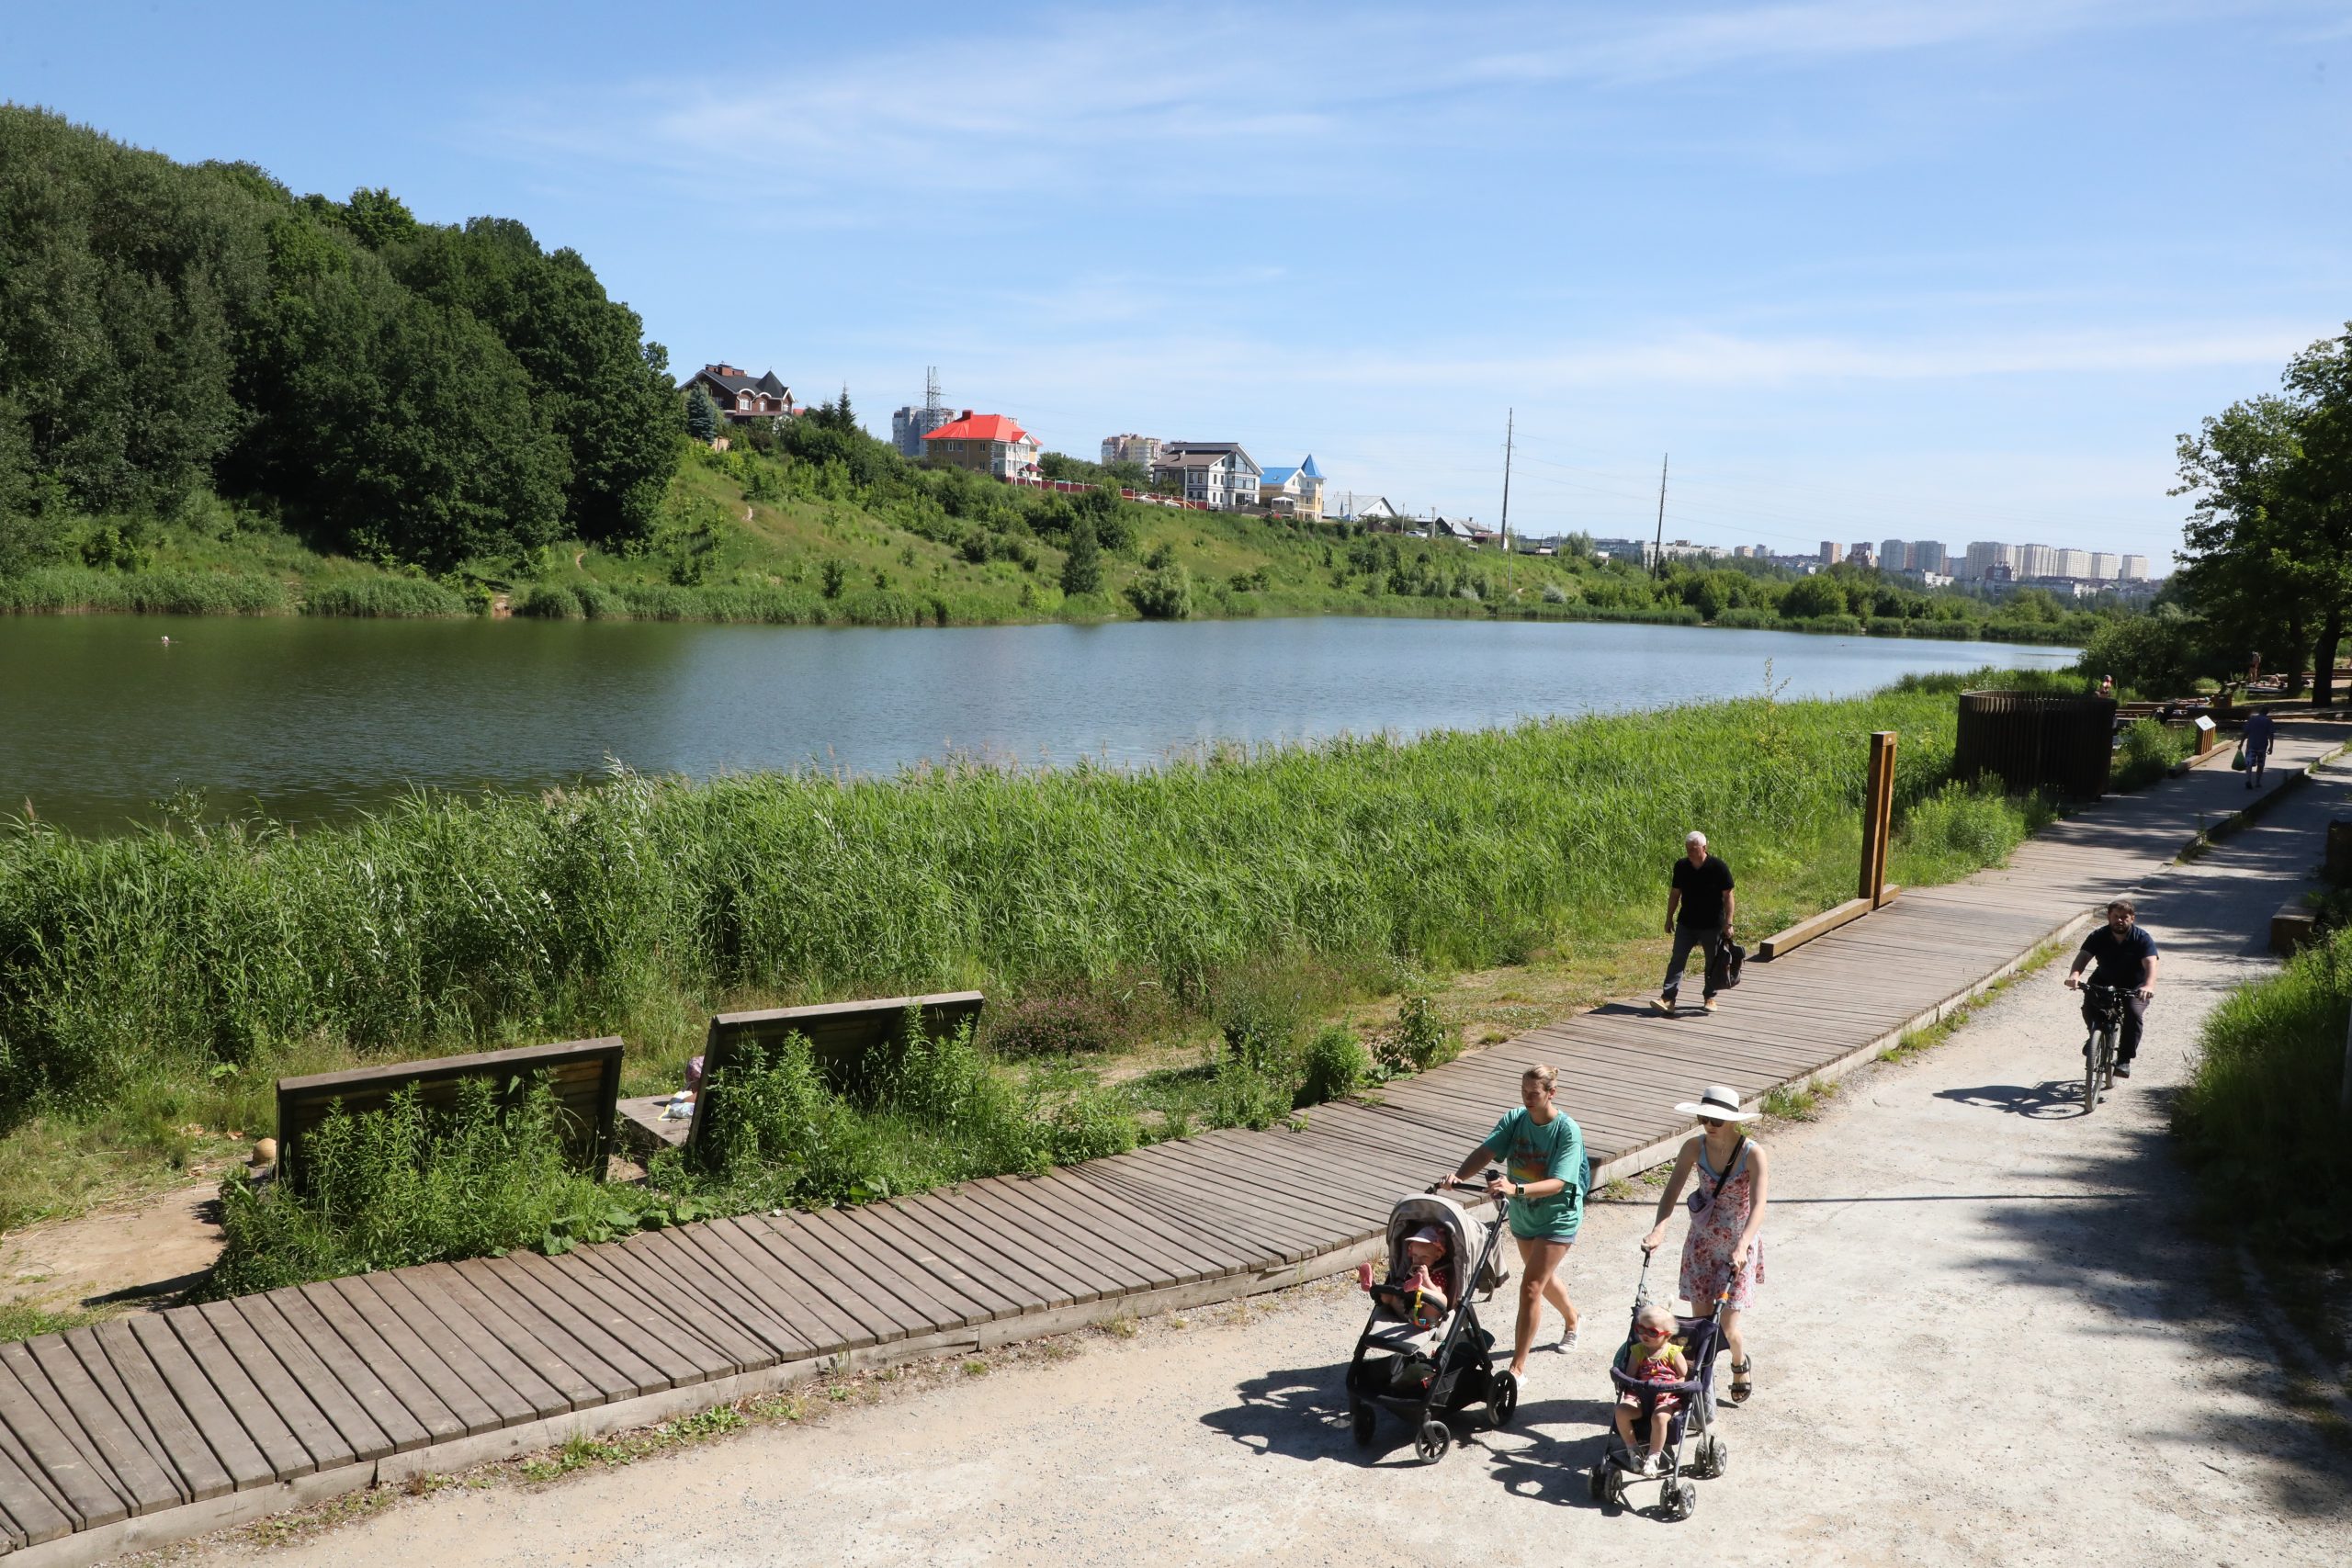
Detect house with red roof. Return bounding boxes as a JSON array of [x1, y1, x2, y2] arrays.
[[920, 410, 1041, 480]]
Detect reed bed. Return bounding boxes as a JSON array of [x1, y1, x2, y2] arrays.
[[0, 681, 1999, 1128]]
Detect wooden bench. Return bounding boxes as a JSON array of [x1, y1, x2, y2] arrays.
[[682, 992, 985, 1163], [275, 1037, 625, 1191], [2271, 902, 2319, 957]]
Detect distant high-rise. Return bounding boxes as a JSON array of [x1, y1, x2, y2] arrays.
[[2055, 547, 2093, 578], [1880, 538, 1909, 571], [1849, 542, 1876, 569], [1962, 541, 2008, 581], [1820, 541, 1843, 565], [2120, 554, 2150, 581], [890, 405, 954, 458], [1910, 541, 1948, 573], [2016, 543, 2056, 578], [1101, 434, 1162, 469], [2089, 551, 2120, 581]]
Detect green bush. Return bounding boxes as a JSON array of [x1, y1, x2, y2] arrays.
[[514, 582, 584, 618], [2076, 612, 2211, 698], [2175, 924, 2352, 1253], [1892, 778, 2043, 886], [301, 578, 468, 617], [1379, 993, 1454, 1076], [1125, 561, 1193, 619], [2111, 717, 2190, 793], [205, 1076, 616, 1298], [1297, 1024, 1371, 1105]]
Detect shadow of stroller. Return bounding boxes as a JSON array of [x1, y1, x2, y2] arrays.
[[1197, 1359, 1391, 1467], [1933, 1078, 2090, 1119], [1473, 1392, 1622, 1509]]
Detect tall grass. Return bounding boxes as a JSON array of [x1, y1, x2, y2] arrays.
[[301, 578, 469, 617], [2175, 925, 2352, 1254], [0, 566, 287, 615]]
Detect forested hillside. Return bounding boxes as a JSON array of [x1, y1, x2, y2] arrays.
[[0, 105, 678, 573]]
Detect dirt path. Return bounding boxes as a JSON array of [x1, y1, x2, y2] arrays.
[[167, 767, 2352, 1567]]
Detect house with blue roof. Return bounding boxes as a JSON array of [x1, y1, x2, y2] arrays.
[[1257, 454, 1326, 520]]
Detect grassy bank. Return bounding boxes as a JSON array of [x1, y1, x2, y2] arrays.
[[2175, 923, 2352, 1255]]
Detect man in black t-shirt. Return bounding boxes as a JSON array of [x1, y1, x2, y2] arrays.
[[2064, 898, 2160, 1077], [1654, 830, 1736, 1016]]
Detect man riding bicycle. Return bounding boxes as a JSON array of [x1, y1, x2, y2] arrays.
[[2064, 899, 2159, 1078]]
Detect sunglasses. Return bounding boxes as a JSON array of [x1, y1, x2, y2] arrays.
[[1637, 1324, 1674, 1338]]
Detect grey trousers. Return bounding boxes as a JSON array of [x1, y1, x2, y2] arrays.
[[1662, 922, 1724, 999]]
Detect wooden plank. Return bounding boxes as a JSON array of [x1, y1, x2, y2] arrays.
[[288, 1283, 466, 1446], [856, 1202, 1054, 1320], [0, 1343, 134, 1519], [593, 1232, 795, 1363], [0, 1357, 122, 1529], [1011, 1177, 1226, 1287], [17, 1337, 181, 1514], [533, 1247, 741, 1381], [51, 1328, 185, 1505], [1054, 1168, 1266, 1276], [955, 1183, 1152, 1296], [81, 1325, 235, 1504], [625, 1229, 808, 1363], [880, 1195, 1086, 1311], [694, 1221, 880, 1353], [433, 1259, 631, 1406], [0, 1441, 71, 1549], [907, 1192, 1104, 1306], [789, 1207, 989, 1329], [375, 1269, 577, 1418], [1085, 1164, 1315, 1267], [491, 1253, 695, 1391], [732, 1213, 927, 1343], [190, 1302, 358, 1476], [327, 1276, 518, 1433], [221, 1295, 400, 1462], [855, 1202, 1040, 1319], [159, 1307, 317, 1480], [570, 1243, 775, 1371], [120, 1315, 273, 1492]]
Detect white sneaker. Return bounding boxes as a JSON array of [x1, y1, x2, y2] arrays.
[[1640, 1452, 1663, 1475], [1555, 1328, 1579, 1352]]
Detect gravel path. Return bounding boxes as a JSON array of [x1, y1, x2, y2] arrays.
[[173, 766, 2352, 1568]]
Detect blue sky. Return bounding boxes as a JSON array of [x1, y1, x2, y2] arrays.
[[9, 2, 2349, 568]]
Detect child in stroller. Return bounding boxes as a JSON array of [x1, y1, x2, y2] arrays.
[[1588, 1253, 1730, 1520], [1344, 1176, 1517, 1463]]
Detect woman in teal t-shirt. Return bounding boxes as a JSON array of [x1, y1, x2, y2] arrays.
[[1444, 1063, 1585, 1382]]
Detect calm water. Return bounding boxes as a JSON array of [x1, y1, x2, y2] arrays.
[[0, 615, 2076, 832]]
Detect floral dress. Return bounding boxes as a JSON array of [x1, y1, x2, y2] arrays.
[[1679, 1138, 1765, 1312]]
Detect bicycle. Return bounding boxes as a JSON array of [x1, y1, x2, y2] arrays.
[[2080, 984, 2126, 1112]]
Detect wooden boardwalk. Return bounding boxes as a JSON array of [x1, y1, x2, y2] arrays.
[[3, 726, 2340, 1564]]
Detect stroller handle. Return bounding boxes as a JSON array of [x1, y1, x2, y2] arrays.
[[1429, 1167, 1504, 1194]]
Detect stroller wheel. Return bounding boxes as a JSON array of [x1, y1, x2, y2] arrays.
[[1350, 1400, 1376, 1450], [1690, 1434, 1728, 1478], [1488, 1370, 1519, 1428], [1413, 1420, 1450, 1463], [1666, 1480, 1699, 1520], [1587, 1462, 1607, 1502]]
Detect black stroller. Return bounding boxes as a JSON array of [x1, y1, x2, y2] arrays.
[[1587, 1251, 1730, 1519], [1344, 1173, 1517, 1462]]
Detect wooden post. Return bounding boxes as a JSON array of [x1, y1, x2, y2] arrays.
[[1860, 730, 1898, 907]]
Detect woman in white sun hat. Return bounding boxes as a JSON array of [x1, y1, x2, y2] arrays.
[[1641, 1085, 1770, 1404]]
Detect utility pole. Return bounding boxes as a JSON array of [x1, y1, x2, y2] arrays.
[[1651, 453, 1670, 579], [1499, 409, 1515, 599]]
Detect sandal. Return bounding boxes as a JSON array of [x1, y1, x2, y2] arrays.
[[1728, 1358, 1753, 1404]]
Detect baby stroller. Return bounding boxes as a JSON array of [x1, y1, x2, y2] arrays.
[[1344, 1173, 1516, 1463], [1587, 1251, 1730, 1520]]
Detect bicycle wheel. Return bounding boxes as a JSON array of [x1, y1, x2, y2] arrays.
[[2084, 1033, 2102, 1113], [2101, 1027, 2118, 1089]]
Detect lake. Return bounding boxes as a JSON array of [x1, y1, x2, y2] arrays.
[[0, 615, 2077, 832]]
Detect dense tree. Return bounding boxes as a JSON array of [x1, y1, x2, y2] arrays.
[[0, 106, 678, 571], [686, 384, 719, 443], [2174, 330, 2352, 705], [1060, 516, 1102, 596]]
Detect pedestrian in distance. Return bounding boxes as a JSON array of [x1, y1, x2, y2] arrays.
[[1642, 1085, 1770, 1405], [1653, 830, 1735, 1017], [1442, 1065, 1585, 1383], [2242, 706, 2277, 789], [2064, 898, 2158, 1078]]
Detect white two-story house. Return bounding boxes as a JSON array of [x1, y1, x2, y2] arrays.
[[1151, 442, 1261, 510]]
